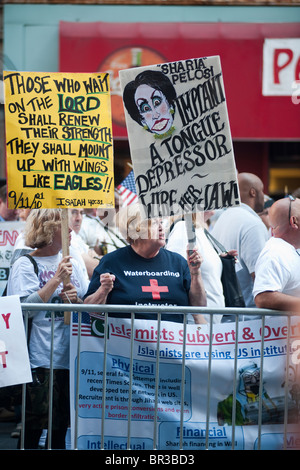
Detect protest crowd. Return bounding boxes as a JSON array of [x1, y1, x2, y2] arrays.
[[0, 171, 299, 450]]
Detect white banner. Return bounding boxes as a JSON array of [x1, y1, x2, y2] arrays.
[[70, 313, 300, 450], [119, 56, 239, 219], [263, 39, 300, 96], [0, 295, 32, 388], [0, 220, 25, 296]]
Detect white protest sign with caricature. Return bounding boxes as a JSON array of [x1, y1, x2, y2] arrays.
[[119, 56, 240, 219]]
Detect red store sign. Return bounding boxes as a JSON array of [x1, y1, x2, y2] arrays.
[[59, 22, 300, 140]]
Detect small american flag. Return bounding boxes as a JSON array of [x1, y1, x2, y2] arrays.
[[72, 312, 92, 336], [72, 312, 108, 337], [117, 170, 138, 206]]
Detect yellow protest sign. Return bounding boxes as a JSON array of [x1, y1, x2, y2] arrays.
[[3, 71, 114, 209]]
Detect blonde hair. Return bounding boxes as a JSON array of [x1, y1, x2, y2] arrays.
[[24, 209, 62, 248], [117, 203, 151, 244]]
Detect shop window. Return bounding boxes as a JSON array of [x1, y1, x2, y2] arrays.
[[269, 142, 300, 197]]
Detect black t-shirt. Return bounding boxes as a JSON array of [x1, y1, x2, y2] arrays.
[[85, 245, 191, 322]]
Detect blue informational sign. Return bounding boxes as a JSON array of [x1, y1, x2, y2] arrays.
[[70, 313, 300, 450]]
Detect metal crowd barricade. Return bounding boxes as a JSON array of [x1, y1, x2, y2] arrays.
[[19, 303, 297, 451]]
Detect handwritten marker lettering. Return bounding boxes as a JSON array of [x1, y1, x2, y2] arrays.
[[4, 71, 114, 209]]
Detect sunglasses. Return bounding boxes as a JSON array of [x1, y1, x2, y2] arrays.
[[288, 194, 295, 225]]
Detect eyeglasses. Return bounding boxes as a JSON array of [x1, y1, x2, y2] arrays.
[[288, 194, 295, 225]]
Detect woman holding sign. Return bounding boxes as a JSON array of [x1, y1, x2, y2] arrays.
[[7, 209, 89, 449], [84, 203, 207, 324]]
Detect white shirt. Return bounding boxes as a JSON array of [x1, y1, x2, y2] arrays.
[[11, 231, 89, 283], [212, 204, 269, 310], [253, 237, 300, 299], [166, 220, 224, 323], [71, 231, 90, 254], [79, 214, 126, 253], [7, 253, 89, 369]]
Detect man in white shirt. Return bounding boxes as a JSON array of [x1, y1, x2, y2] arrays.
[[79, 209, 110, 255], [69, 208, 99, 279], [253, 196, 300, 313], [211, 173, 269, 312], [79, 207, 127, 256]]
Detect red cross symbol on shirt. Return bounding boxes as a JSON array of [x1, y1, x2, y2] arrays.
[[142, 279, 169, 300]]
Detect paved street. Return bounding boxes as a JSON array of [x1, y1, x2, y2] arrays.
[[0, 421, 18, 450]]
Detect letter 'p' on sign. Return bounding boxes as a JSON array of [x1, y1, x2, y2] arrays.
[[263, 39, 300, 96]]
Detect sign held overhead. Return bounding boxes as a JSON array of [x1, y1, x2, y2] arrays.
[[119, 56, 240, 219], [3, 71, 114, 210]]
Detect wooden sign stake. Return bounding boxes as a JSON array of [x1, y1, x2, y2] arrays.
[[184, 212, 197, 267], [61, 208, 71, 324], [184, 212, 196, 251]]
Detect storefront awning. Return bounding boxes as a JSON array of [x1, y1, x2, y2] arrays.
[[59, 22, 300, 140]]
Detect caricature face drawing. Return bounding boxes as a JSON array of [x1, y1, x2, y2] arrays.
[[122, 69, 177, 138], [134, 84, 174, 135]]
